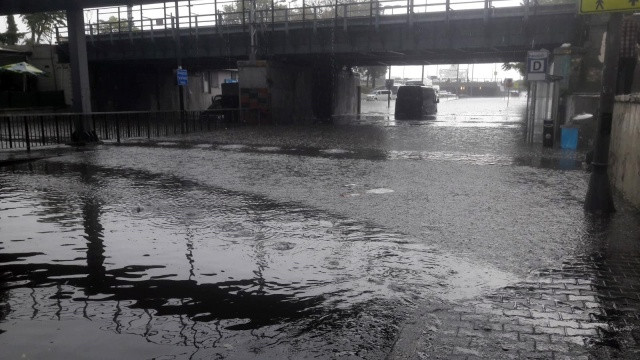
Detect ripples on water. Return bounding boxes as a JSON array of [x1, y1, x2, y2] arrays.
[[0, 97, 604, 358], [0, 161, 514, 359]]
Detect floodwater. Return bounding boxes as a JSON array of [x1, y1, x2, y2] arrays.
[[1, 97, 639, 359]]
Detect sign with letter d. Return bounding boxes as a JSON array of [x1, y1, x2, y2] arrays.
[[527, 50, 549, 81]]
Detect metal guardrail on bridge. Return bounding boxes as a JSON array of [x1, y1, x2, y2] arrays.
[[0, 109, 257, 151], [55, 0, 576, 43]]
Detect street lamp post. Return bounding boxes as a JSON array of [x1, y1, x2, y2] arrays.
[[249, 0, 257, 62], [584, 13, 622, 214]]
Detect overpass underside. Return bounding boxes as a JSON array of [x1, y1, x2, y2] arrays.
[[62, 7, 584, 69]]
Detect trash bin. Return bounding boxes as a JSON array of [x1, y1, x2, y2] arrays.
[[570, 113, 595, 149], [543, 119, 554, 147], [560, 126, 579, 149]]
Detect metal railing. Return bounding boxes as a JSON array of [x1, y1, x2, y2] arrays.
[[0, 108, 257, 151], [55, 0, 572, 42], [0, 114, 74, 151]]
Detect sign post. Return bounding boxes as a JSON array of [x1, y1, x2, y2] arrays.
[[526, 50, 549, 81], [525, 50, 552, 145], [504, 78, 513, 105], [386, 73, 393, 109], [177, 68, 188, 86]]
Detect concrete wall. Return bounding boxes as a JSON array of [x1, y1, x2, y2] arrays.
[[267, 62, 315, 124], [610, 101, 640, 208], [333, 70, 359, 116], [29, 45, 73, 105], [91, 64, 235, 111], [238, 60, 358, 124]]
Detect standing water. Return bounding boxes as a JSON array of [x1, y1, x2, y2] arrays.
[[2, 97, 639, 359]]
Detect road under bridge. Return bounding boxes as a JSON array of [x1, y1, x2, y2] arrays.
[[0, 1, 602, 127]]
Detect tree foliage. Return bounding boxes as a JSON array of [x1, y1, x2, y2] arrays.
[[501, 62, 526, 77], [355, 66, 387, 88], [221, 0, 288, 24], [0, 15, 23, 45], [97, 16, 139, 34], [219, 0, 372, 23], [21, 11, 66, 44]]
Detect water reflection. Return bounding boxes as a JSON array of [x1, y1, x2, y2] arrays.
[[82, 195, 107, 294], [3, 160, 476, 357]]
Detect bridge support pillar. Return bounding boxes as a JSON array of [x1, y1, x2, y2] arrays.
[[237, 60, 358, 124], [67, 6, 97, 143]]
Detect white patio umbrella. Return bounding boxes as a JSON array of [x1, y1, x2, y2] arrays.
[[0, 61, 46, 91]]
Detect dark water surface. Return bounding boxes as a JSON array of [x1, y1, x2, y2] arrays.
[[1, 97, 638, 359]]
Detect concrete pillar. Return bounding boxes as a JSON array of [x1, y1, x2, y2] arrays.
[[67, 7, 92, 114], [67, 6, 97, 144]]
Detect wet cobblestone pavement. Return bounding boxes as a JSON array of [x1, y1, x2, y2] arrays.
[[391, 217, 640, 360]]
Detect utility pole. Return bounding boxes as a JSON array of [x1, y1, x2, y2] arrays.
[[456, 64, 460, 96], [388, 66, 391, 109], [584, 13, 622, 214], [249, 0, 257, 62]]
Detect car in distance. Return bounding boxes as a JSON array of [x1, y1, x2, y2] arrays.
[[366, 89, 395, 101], [394, 86, 439, 119]]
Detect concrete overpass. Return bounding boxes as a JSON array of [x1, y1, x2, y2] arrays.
[[55, 2, 583, 67], [0, 1, 595, 125]]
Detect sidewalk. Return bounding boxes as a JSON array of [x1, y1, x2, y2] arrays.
[[389, 214, 640, 360], [0, 145, 81, 167]]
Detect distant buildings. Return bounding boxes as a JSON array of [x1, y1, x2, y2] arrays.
[[439, 65, 468, 81]]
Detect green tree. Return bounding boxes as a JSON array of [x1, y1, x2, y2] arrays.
[[221, 0, 288, 24], [21, 11, 66, 44], [1, 15, 23, 45], [97, 16, 139, 34], [356, 66, 387, 88], [501, 62, 526, 77]]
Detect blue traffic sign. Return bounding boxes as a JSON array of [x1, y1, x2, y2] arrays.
[[177, 68, 188, 86]]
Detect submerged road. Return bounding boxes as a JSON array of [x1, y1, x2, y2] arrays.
[[1, 97, 639, 359]]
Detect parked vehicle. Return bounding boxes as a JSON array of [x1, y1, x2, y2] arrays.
[[200, 82, 240, 123], [366, 89, 395, 101], [394, 86, 439, 119]]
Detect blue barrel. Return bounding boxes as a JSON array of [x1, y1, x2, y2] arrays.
[[561, 126, 579, 149]]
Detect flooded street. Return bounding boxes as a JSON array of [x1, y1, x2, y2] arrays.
[[2, 97, 640, 359]]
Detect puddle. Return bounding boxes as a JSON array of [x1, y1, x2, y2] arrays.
[[0, 161, 516, 358]]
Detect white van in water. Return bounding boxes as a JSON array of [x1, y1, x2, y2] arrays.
[[366, 89, 396, 101]]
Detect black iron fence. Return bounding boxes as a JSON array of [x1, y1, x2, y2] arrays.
[[0, 113, 74, 151], [0, 108, 255, 151]]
